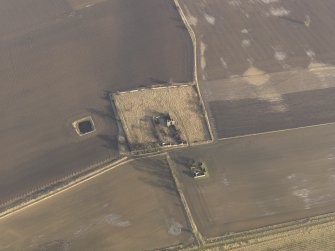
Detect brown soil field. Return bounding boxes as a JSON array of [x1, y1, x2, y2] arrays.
[[170, 122, 335, 238], [0, 0, 193, 204], [178, 0, 335, 139], [113, 85, 210, 151], [180, 0, 335, 81], [0, 156, 194, 251]]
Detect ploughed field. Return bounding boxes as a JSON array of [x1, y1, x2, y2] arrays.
[[0, 156, 194, 251], [179, 0, 335, 138], [170, 123, 335, 238], [0, 0, 193, 204]]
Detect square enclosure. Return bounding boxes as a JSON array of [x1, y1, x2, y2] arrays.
[[73, 116, 96, 136], [112, 85, 210, 152]]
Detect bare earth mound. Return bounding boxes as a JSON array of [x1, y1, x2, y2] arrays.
[[113, 85, 210, 152]]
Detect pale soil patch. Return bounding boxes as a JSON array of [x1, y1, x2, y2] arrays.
[[308, 62, 335, 72], [200, 41, 207, 71], [202, 65, 335, 102], [204, 13, 216, 25], [113, 85, 209, 150], [274, 50, 287, 62], [243, 66, 270, 86], [241, 39, 251, 48], [270, 7, 290, 17], [183, 5, 198, 26], [67, 0, 106, 10]]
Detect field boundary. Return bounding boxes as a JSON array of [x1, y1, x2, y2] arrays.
[[109, 93, 131, 155], [175, 211, 335, 250], [173, 0, 215, 142], [166, 153, 205, 247], [201, 60, 335, 85], [112, 84, 212, 155], [115, 83, 192, 95], [218, 120, 335, 141], [0, 156, 130, 219]]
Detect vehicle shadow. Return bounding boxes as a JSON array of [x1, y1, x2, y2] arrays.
[[133, 157, 179, 196]]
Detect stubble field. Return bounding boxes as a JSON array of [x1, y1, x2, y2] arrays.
[[113, 85, 210, 150]]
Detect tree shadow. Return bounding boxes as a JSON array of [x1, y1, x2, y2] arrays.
[[87, 90, 116, 120], [87, 107, 115, 120], [174, 156, 191, 166], [176, 24, 188, 30], [97, 134, 118, 149], [174, 156, 194, 178], [86, 90, 120, 150], [133, 158, 178, 196], [101, 89, 112, 102], [149, 77, 172, 85], [278, 16, 305, 25], [133, 157, 194, 234]]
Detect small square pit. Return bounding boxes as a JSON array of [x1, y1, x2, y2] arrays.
[[73, 116, 96, 136]]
